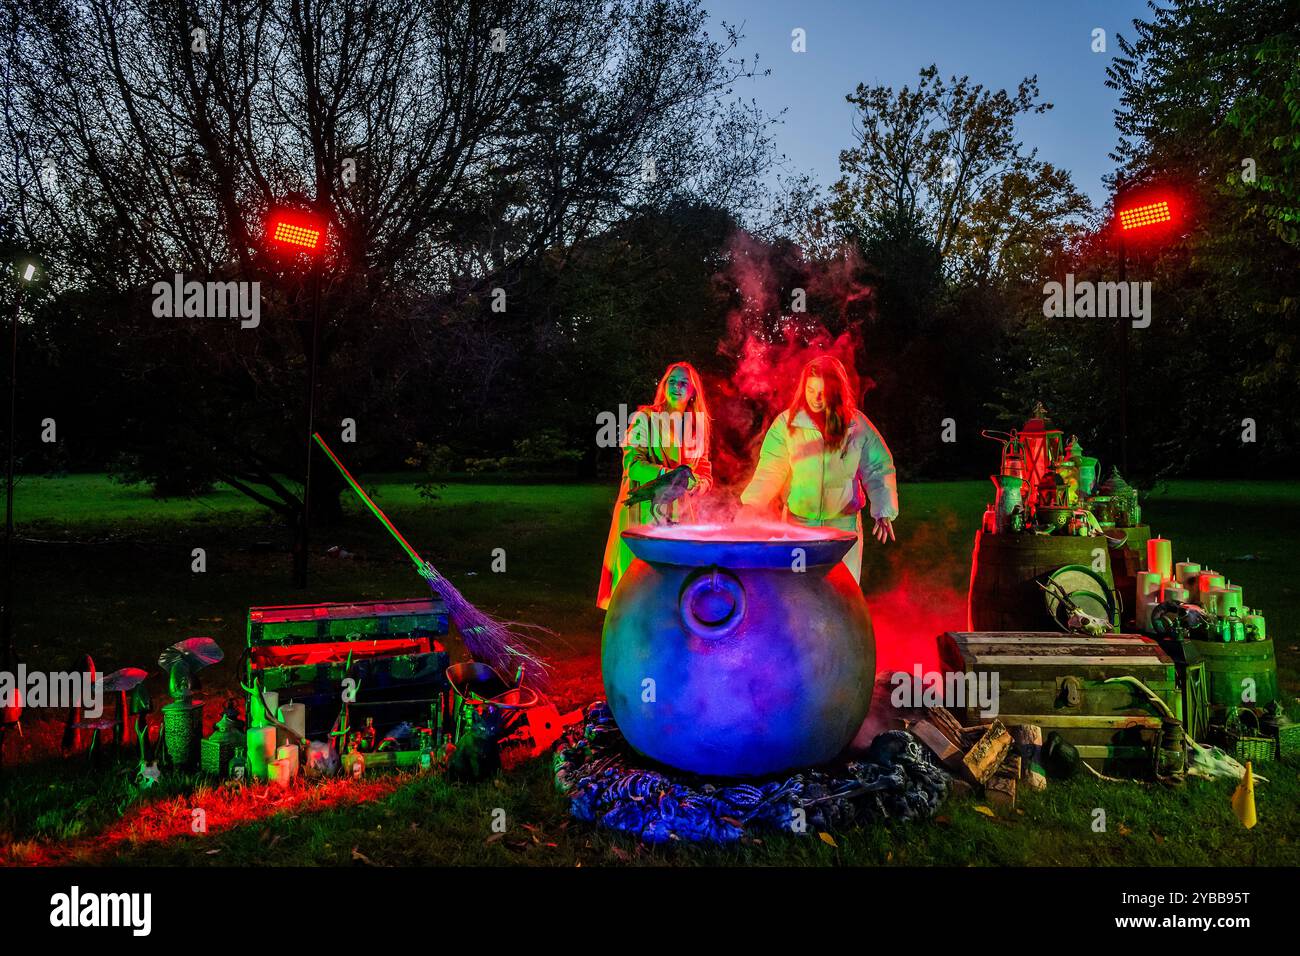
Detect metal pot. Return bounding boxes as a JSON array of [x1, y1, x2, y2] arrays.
[[1037, 504, 1073, 531], [602, 525, 874, 777]]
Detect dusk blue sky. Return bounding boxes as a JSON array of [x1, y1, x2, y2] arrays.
[[706, 0, 1153, 208]]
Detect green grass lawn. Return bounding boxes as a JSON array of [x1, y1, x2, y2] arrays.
[[2, 474, 1297, 866]]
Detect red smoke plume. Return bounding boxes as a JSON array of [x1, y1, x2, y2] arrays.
[[703, 231, 874, 488]]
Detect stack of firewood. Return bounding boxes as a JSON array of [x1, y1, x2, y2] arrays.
[[906, 706, 1046, 808]]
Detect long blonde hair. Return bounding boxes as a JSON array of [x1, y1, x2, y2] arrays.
[[640, 361, 711, 462]]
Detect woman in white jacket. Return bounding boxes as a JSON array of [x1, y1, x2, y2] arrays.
[[740, 356, 898, 582]]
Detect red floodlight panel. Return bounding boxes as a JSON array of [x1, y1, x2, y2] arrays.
[[268, 215, 324, 253], [1118, 199, 1172, 232]]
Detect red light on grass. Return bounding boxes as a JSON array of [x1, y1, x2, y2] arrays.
[[1118, 199, 1172, 231], [267, 213, 324, 253]]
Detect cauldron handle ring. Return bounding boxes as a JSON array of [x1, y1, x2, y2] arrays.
[[679, 567, 747, 641]]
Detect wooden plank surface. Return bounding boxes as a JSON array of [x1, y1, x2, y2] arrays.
[[967, 655, 1169, 666], [982, 715, 1161, 729], [947, 632, 1154, 642], [948, 634, 1152, 644]]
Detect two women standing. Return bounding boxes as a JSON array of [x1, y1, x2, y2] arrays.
[[597, 355, 899, 606]]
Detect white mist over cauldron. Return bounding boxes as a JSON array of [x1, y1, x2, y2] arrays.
[[601, 521, 874, 777]]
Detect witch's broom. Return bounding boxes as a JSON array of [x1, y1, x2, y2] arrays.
[[313, 433, 550, 687]]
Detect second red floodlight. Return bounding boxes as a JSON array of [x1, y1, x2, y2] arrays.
[[1118, 199, 1172, 231], [267, 211, 325, 254], [1115, 193, 1183, 238]]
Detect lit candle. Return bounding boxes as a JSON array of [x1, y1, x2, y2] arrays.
[[1136, 571, 1162, 630], [1196, 571, 1224, 602], [1147, 537, 1173, 581], [1175, 561, 1200, 588]]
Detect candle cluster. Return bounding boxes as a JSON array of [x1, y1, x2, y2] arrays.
[[1136, 537, 1265, 642]]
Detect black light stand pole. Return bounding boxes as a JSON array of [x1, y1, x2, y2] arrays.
[[1118, 229, 1129, 476], [294, 261, 323, 589], [2, 280, 23, 671]]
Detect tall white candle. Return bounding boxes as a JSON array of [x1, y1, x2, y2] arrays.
[[1147, 537, 1173, 581]]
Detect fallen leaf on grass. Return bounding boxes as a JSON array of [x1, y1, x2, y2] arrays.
[[351, 847, 375, 865], [818, 832, 838, 848], [973, 805, 996, 818], [484, 833, 505, 845]]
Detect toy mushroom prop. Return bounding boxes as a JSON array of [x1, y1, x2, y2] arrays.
[[0, 677, 21, 733], [0, 683, 21, 734], [158, 637, 224, 770], [60, 663, 149, 761], [103, 667, 149, 748], [62, 654, 97, 755], [0, 665, 22, 773], [161, 637, 224, 701]]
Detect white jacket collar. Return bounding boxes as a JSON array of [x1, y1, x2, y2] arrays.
[[790, 409, 818, 429], [789, 408, 861, 434]]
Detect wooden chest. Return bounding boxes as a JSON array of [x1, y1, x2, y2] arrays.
[[938, 632, 1180, 772], [247, 597, 448, 646], [246, 598, 451, 736]]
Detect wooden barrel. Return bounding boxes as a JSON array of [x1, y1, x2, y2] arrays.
[[967, 531, 1116, 631], [1106, 524, 1151, 629], [1193, 639, 1278, 708]]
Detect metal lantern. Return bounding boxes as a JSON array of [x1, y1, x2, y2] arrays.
[[1020, 404, 1064, 505], [1003, 430, 1027, 480], [162, 700, 203, 769], [201, 713, 245, 777], [979, 429, 1028, 482]]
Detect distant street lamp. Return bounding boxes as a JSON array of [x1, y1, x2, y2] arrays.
[[266, 210, 328, 588], [3, 258, 42, 735], [1112, 186, 1184, 474]]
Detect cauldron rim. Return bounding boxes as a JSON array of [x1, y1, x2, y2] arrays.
[[622, 525, 856, 569]]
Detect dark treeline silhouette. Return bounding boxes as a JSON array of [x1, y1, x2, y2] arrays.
[[1, 0, 1296, 527]]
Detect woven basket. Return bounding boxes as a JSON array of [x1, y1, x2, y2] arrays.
[[1274, 720, 1300, 760], [1227, 710, 1277, 764]]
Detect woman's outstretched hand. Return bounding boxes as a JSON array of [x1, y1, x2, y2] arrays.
[[872, 516, 895, 543]]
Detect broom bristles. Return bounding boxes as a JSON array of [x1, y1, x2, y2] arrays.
[[425, 570, 551, 688]]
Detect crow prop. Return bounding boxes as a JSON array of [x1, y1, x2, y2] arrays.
[[623, 465, 693, 524]]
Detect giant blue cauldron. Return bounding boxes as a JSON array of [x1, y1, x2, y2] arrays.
[[601, 524, 874, 777]]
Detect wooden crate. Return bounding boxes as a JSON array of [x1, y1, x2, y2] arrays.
[[939, 632, 1179, 772], [247, 597, 448, 646], [246, 598, 451, 737]]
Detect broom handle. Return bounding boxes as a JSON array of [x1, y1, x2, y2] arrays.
[[312, 432, 428, 573]]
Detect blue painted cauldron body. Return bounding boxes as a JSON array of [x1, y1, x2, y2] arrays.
[[601, 526, 874, 777]]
